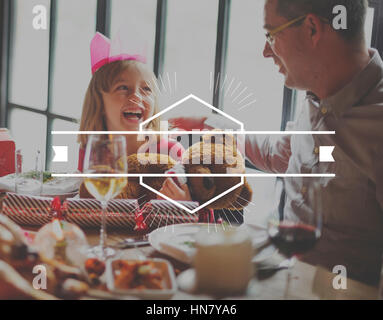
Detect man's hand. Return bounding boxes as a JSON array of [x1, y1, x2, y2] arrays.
[[158, 178, 192, 201], [168, 117, 208, 131]]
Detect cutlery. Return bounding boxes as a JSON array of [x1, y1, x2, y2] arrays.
[[114, 235, 149, 249], [256, 257, 296, 280]]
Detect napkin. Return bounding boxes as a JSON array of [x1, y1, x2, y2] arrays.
[[0, 174, 18, 193]]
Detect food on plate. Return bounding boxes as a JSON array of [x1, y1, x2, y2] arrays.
[[182, 241, 195, 248], [85, 258, 106, 285], [22, 171, 53, 183], [0, 214, 90, 299], [113, 260, 165, 290], [85, 258, 106, 276]]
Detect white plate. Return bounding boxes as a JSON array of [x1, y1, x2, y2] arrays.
[[148, 223, 209, 264], [148, 223, 277, 265], [0, 173, 81, 196], [106, 258, 177, 300]]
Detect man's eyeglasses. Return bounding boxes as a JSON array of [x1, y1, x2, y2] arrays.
[[265, 15, 307, 46], [265, 15, 330, 46]]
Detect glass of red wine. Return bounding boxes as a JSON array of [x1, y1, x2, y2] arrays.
[[267, 180, 322, 292]]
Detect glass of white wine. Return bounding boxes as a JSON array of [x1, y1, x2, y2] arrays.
[[83, 135, 128, 259]]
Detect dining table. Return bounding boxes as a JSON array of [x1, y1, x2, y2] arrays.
[[77, 227, 379, 300], [0, 186, 379, 300]]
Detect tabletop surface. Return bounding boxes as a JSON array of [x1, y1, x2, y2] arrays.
[[83, 228, 379, 300]]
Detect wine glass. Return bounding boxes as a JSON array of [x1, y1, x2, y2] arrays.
[[83, 135, 128, 259], [15, 149, 43, 196], [267, 180, 322, 297]]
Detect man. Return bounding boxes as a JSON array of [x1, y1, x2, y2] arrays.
[[170, 0, 383, 285]]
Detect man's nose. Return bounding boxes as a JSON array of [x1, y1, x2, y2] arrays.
[[263, 41, 273, 58]]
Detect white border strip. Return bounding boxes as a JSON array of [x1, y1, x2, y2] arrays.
[[52, 173, 335, 178], [52, 131, 336, 135]]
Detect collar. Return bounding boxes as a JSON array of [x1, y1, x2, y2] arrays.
[[319, 48, 383, 118]]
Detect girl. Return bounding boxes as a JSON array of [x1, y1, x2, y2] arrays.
[[78, 33, 191, 201]]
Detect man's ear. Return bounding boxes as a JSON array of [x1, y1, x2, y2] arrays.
[[304, 14, 325, 48]]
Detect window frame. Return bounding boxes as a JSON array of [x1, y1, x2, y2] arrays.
[[369, 0, 383, 56], [0, 0, 10, 129], [212, 0, 231, 110]]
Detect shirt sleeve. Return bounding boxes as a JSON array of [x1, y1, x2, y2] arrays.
[[205, 114, 293, 173], [244, 130, 292, 173], [206, 115, 292, 173], [376, 148, 383, 211]]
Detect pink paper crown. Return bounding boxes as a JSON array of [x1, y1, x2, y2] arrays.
[[90, 31, 148, 74]]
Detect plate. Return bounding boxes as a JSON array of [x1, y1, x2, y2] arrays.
[[105, 258, 177, 299], [41, 175, 81, 197], [0, 172, 81, 197], [148, 223, 223, 264], [148, 223, 277, 265]]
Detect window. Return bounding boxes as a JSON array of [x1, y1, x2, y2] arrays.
[[161, 0, 219, 113], [8, 0, 50, 111], [7, 0, 50, 167], [110, 0, 157, 71], [224, 0, 285, 131], [50, 0, 97, 120], [8, 109, 47, 169], [7, 0, 97, 170]]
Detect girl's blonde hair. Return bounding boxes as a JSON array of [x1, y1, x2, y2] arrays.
[[78, 60, 160, 148]]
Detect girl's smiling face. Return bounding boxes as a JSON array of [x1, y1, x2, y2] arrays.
[[102, 63, 155, 131]]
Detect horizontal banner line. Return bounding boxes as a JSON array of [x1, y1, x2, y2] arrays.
[[52, 173, 335, 178], [51, 131, 336, 135]]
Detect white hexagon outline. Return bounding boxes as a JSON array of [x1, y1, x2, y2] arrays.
[[140, 176, 244, 214], [139, 94, 244, 131], [139, 94, 246, 214]]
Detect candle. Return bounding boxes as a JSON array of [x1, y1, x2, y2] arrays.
[[51, 219, 68, 263]]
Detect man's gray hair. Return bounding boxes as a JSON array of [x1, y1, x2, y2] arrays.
[[276, 0, 368, 42]]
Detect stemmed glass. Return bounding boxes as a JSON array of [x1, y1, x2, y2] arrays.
[[83, 135, 128, 259], [15, 149, 43, 196], [267, 180, 322, 297]]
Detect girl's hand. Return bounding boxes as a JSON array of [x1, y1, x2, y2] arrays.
[[158, 178, 192, 201]]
